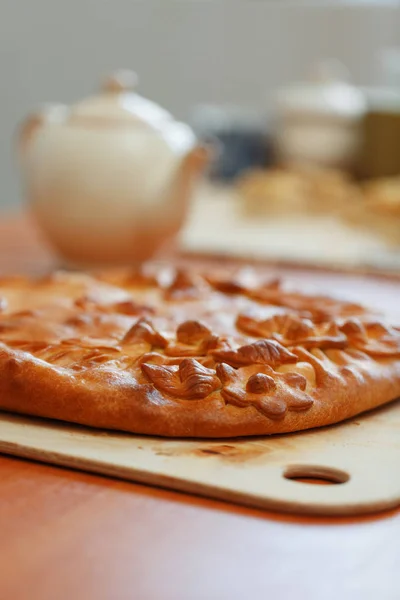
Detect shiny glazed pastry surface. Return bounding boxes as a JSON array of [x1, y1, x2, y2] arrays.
[[0, 266, 399, 437]]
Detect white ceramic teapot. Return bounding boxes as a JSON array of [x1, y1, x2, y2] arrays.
[[18, 70, 208, 265]]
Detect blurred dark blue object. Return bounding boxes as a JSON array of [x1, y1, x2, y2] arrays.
[[190, 105, 274, 182]]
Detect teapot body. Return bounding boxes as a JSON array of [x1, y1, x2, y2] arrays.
[[18, 72, 206, 265]]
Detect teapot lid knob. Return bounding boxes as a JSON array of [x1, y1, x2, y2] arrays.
[[102, 70, 138, 93]]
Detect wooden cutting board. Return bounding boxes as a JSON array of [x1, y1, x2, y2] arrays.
[[0, 399, 399, 517]]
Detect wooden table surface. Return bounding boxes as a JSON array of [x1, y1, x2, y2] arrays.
[[0, 215, 399, 600]]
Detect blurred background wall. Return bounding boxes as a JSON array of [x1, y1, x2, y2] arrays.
[[1, 0, 399, 210]]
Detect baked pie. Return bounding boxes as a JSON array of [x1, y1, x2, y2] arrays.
[[0, 267, 399, 437]]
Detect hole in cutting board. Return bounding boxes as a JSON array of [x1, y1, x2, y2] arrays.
[[284, 465, 349, 485]]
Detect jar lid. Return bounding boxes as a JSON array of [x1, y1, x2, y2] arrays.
[[275, 60, 366, 121]]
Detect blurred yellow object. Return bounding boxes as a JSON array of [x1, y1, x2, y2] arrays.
[[344, 177, 400, 246], [237, 169, 307, 216], [237, 167, 400, 247], [363, 177, 400, 215], [237, 165, 361, 217]]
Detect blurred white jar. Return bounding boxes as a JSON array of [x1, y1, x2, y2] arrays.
[[273, 60, 367, 170]]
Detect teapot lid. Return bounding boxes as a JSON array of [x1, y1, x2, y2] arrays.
[[68, 70, 196, 146], [70, 71, 168, 124], [275, 60, 366, 121]]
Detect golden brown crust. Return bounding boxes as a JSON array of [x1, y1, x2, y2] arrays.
[[0, 268, 400, 437]]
